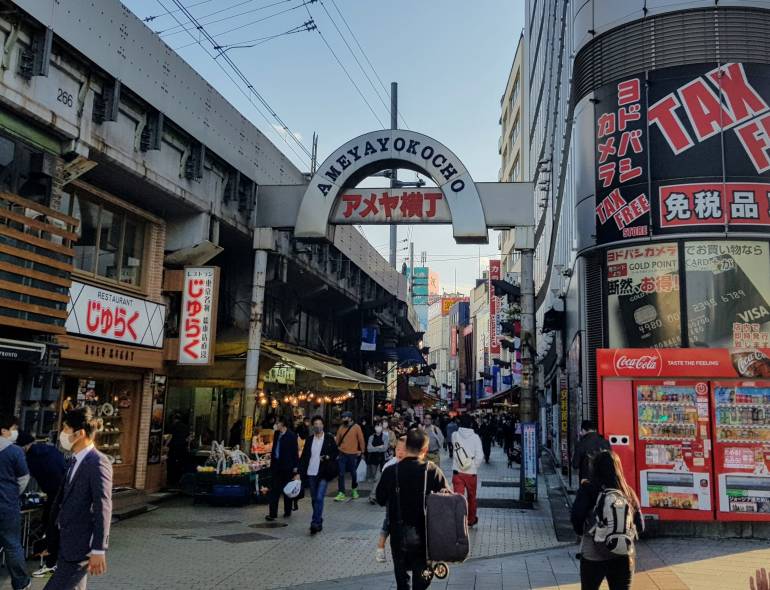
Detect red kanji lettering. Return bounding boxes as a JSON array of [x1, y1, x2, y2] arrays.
[[400, 192, 424, 218], [597, 136, 617, 164], [187, 278, 204, 298], [114, 307, 127, 338], [618, 79, 641, 106], [639, 277, 656, 293], [99, 308, 113, 335], [341, 194, 361, 218], [648, 94, 694, 155], [679, 78, 734, 140], [424, 193, 442, 218], [186, 300, 202, 317], [378, 191, 400, 218], [708, 63, 769, 123], [126, 311, 139, 340], [183, 339, 200, 360], [185, 317, 202, 338], [86, 300, 101, 332]]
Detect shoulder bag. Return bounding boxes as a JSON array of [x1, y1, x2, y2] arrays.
[[394, 462, 425, 554]]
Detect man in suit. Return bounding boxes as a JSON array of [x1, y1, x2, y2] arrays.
[[44, 407, 113, 590], [0, 414, 30, 590], [266, 415, 299, 521]]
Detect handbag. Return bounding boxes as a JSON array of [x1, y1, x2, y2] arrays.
[[318, 434, 340, 481], [395, 463, 426, 554]]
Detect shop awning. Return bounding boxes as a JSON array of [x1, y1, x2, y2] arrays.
[[262, 344, 384, 392], [479, 386, 520, 405]]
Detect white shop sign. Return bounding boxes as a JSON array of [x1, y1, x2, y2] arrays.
[[178, 267, 218, 365], [66, 281, 165, 348]]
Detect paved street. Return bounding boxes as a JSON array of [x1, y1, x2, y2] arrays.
[[3, 446, 769, 589]]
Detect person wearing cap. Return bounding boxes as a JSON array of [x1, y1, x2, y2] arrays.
[[16, 431, 66, 577], [334, 411, 365, 501]]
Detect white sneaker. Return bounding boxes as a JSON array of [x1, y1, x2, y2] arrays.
[[375, 547, 386, 563], [32, 564, 56, 577]]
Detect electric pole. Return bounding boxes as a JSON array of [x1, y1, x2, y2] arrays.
[[389, 82, 398, 269]]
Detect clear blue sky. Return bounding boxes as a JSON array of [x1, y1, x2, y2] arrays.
[[123, 0, 524, 294]]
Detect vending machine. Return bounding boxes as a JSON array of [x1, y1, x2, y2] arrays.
[[711, 381, 770, 520], [633, 380, 714, 520]]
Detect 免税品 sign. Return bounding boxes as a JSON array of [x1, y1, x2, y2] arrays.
[[178, 267, 219, 365], [65, 281, 165, 348]]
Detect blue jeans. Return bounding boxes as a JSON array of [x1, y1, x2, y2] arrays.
[[337, 452, 359, 493], [0, 511, 30, 590], [307, 476, 329, 527]]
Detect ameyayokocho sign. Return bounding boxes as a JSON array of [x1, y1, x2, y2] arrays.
[[597, 348, 770, 379], [594, 62, 770, 244], [65, 281, 165, 348], [331, 189, 451, 224]]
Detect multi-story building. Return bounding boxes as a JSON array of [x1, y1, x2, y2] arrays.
[[1, 0, 416, 497], [524, 0, 770, 523], [499, 34, 528, 277]]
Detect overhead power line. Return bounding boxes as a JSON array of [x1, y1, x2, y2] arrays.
[[159, 0, 294, 36], [304, 2, 385, 127], [144, 0, 215, 22], [213, 20, 316, 55], [328, 0, 409, 129], [156, 0, 311, 166]]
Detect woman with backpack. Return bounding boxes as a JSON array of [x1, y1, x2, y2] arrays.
[[570, 449, 644, 590]]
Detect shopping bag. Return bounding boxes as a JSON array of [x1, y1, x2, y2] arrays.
[[356, 456, 367, 482]]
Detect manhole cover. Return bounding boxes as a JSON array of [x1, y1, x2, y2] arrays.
[[481, 481, 517, 488], [477, 498, 534, 509], [211, 532, 276, 543], [249, 522, 289, 529]]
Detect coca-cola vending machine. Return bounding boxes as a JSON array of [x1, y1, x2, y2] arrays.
[[598, 348, 770, 523]]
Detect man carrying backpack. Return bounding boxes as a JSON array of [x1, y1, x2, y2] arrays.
[[450, 414, 483, 527], [572, 420, 611, 483], [570, 449, 643, 590], [376, 428, 449, 590]]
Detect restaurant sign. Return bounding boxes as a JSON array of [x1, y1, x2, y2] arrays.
[[65, 281, 165, 348], [178, 267, 219, 365]]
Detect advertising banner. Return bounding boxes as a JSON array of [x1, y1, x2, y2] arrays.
[[559, 372, 569, 473], [594, 63, 770, 244], [597, 348, 770, 379], [489, 260, 502, 355], [684, 241, 770, 348], [178, 267, 218, 365], [521, 422, 538, 500], [607, 243, 681, 348], [65, 281, 165, 348]]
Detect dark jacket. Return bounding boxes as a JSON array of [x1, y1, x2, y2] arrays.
[[271, 429, 299, 473], [571, 431, 611, 482], [0, 437, 28, 516], [570, 479, 644, 560], [298, 432, 338, 478], [55, 448, 113, 562], [376, 457, 450, 552], [26, 442, 66, 498]]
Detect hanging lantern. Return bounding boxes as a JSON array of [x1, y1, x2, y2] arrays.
[[259, 398, 268, 406]]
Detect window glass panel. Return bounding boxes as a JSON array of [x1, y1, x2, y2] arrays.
[[0, 137, 15, 192], [121, 217, 144, 286], [607, 242, 681, 348], [96, 207, 121, 280], [684, 241, 770, 348], [71, 196, 99, 273]]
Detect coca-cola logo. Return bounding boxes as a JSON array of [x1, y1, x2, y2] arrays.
[[613, 350, 662, 376]]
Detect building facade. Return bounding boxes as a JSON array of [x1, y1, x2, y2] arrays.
[[523, 0, 770, 494]]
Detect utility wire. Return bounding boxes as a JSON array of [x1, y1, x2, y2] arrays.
[[214, 21, 315, 55], [157, 0, 311, 166], [316, 0, 389, 118], [172, 2, 310, 49], [160, 0, 293, 36], [329, 0, 409, 129], [304, 2, 385, 128], [144, 0, 215, 22]]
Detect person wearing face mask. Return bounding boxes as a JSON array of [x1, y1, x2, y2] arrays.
[[299, 416, 338, 534], [421, 414, 445, 467], [266, 416, 299, 522], [0, 414, 31, 590], [334, 411, 365, 501], [44, 407, 112, 590], [366, 421, 389, 491]]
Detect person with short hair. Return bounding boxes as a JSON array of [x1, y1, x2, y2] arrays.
[[334, 411, 365, 501], [299, 416, 338, 534], [572, 420, 611, 483], [44, 407, 112, 590], [421, 414, 444, 467], [16, 430, 66, 578], [266, 416, 299, 522], [0, 414, 30, 590], [377, 428, 450, 590]]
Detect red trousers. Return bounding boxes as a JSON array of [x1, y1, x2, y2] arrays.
[[452, 472, 478, 524]]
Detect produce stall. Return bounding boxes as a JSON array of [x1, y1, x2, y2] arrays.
[[192, 441, 272, 506]]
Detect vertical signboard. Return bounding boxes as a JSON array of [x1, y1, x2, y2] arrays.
[[178, 267, 219, 365], [489, 260, 502, 356], [521, 422, 538, 500], [559, 372, 569, 475]]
